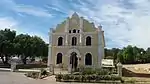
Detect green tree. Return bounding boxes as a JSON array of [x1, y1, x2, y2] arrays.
[[123, 45, 135, 64], [117, 50, 124, 63], [111, 48, 120, 62], [14, 34, 48, 64], [0, 29, 16, 64], [104, 48, 113, 59], [13, 34, 31, 64]]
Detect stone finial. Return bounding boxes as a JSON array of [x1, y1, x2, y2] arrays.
[[117, 62, 122, 67], [49, 28, 54, 33], [98, 25, 102, 29], [97, 25, 102, 31], [72, 12, 79, 17]]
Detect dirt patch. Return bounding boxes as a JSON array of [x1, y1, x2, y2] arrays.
[[123, 64, 150, 78]]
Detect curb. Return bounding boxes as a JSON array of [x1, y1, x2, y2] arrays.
[[0, 68, 40, 72]]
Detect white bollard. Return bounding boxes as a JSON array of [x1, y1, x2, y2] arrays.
[[11, 62, 16, 72], [117, 62, 122, 77]]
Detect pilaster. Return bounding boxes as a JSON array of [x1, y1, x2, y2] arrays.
[[65, 18, 69, 45], [97, 25, 103, 67], [79, 17, 83, 44], [47, 28, 53, 67]]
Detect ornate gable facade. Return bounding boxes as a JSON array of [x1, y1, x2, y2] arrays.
[[48, 12, 105, 72]]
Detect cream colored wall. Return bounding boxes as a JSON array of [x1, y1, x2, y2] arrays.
[[54, 14, 97, 33], [51, 46, 99, 68], [51, 32, 100, 68], [50, 13, 104, 69]]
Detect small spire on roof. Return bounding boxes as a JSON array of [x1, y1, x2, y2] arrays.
[[72, 12, 79, 17], [97, 25, 102, 31], [98, 25, 102, 29]]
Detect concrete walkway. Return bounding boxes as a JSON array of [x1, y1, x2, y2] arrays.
[[0, 71, 100, 84], [0, 71, 54, 84]]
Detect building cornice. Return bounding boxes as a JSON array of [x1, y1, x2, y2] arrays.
[[51, 32, 98, 35], [51, 45, 100, 49]]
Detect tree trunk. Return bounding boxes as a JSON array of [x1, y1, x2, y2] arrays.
[[4, 55, 8, 64], [22, 57, 27, 64], [1, 55, 5, 64], [21, 54, 27, 64]]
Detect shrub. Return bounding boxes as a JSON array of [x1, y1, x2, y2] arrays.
[[42, 57, 47, 63], [25, 72, 39, 79], [95, 75, 100, 81], [111, 74, 121, 80], [128, 78, 136, 83], [40, 68, 48, 76], [81, 75, 87, 82], [82, 68, 95, 75], [90, 74, 97, 80], [103, 75, 110, 80], [95, 69, 109, 75], [55, 74, 122, 82], [69, 75, 74, 80], [17, 64, 47, 69], [73, 72, 80, 75], [94, 75, 121, 81], [86, 75, 93, 82], [81, 68, 111, 75], [112, 69, 117, 74], [73, 75, 81, 81], [55, 74, 63, 81], [62, 74, 70, 80]]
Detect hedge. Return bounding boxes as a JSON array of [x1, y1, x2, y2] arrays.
[[55, 74, 123, 83]]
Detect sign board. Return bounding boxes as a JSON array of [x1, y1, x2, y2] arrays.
[[102, 59, 114, 67]]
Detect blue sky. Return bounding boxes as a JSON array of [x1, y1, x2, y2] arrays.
[[0, 0, 150, 49]]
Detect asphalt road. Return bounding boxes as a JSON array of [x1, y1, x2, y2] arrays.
[[0, 72, 52, 84]]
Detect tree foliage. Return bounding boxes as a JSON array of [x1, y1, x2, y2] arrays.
[[0, 28, 48, 64], [105, 45, 150, 64]]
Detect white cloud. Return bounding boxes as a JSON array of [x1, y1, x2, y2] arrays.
[[50, 0, 150, 49], [0, 17, 48, 43], [68, 0, 150, 49], [0, 0, 52, 17], [0, 0, 51, 42], [1, 0, 150, 48], [15, 5, 52, 17], [0, 17, 18, 30]]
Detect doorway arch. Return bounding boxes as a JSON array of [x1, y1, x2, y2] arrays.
[[66, 49, 81, 72], [70, 52, 78, 69]]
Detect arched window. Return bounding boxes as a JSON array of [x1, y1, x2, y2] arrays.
[[58, 37, 63, 46], [69, 30, 71, 33], [85, 53, 92, 65], [86, 36, 91, 46], [78, 30, 80, 33], [56, 53, 62, 64], [73, 29, 76, 33], [72, 37, 77, 46]]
